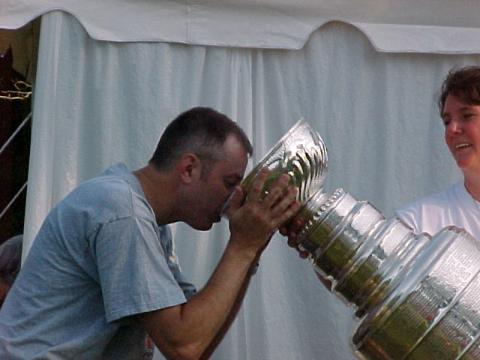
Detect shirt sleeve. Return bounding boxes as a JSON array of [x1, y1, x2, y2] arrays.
[[395, 206, 422, 234], [91, 216, 187, 322]]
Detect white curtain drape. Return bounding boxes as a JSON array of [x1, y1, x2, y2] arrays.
[[22, 10, 480, 360]]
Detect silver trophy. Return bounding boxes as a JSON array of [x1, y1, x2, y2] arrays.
[[245, 120, 480, 360]]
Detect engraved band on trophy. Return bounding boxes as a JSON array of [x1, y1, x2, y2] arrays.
[[243, 120, 480, 360]]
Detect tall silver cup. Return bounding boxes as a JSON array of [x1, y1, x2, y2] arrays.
[[245, 120, 480, 360]]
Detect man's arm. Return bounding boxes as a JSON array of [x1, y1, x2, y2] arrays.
[[136, 171, 299, 360], [199, 249, 262, 359]]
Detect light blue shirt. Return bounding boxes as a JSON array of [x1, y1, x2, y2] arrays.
[[0, 163, 195, 359]]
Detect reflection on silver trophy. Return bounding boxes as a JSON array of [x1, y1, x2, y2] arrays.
[[244, 120, 480, 360]]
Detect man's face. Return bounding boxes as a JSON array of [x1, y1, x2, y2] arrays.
[[188, 135, 248, 231], [443, 94, 480, 175]]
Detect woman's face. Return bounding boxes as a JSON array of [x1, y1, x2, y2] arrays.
[[443, 94, 480, 175]]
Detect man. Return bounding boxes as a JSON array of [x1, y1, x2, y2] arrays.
[[0, 107, 300, 359]]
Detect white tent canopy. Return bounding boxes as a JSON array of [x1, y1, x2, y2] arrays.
[[1, 1, 480, 359], [3, 0, 480, 53]]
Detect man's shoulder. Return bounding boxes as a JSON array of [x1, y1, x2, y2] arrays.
[[60, 164, 151, 221], [74, 172, 135, 206], [84, 172, 133, 195]]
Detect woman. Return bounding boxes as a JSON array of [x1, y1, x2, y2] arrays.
[[396, 66, 480, 240]]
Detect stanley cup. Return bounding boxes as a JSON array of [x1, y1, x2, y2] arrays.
[[244, 120, 480, 360]]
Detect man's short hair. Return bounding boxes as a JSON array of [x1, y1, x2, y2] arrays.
[[150, 107, 253, 171], [438, 66, 480, 113]]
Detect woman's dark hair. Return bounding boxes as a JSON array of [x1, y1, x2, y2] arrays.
[[438, 66, 480, 113]]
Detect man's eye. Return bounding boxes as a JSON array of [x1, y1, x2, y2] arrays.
[[224, 181, 237, 189]]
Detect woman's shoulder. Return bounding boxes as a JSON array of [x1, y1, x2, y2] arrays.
[[400, 183, 458, 212]]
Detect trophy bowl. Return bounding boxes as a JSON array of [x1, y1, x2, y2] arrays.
[[241, 119, 328, 204]]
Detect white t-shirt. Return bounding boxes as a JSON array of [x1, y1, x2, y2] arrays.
[[395, 182, 480, 241]]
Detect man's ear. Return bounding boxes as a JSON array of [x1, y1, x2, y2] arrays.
[[177, 153, 201, 184]]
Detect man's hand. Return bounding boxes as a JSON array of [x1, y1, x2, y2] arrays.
[[280, 216, 310, 259], [226, 169, 300, 257], [280, 216, 333, 290]]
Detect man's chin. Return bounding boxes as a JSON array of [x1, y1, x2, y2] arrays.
[[189, 216, 221, 231], [191, 222, 214, 231]]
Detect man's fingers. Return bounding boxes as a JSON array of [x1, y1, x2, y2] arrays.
[[224, 186, 245, 217], [279, 226, 288, 236], [287, 235, 298, 248], [272, 200, 301, 230], [246, 168, 269, 203], [287, 230, 310, 258], [270, 186, 298, 217], [261, 173, 291, 208]]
